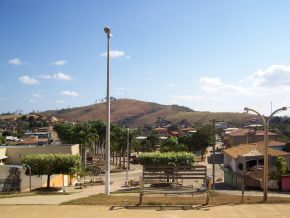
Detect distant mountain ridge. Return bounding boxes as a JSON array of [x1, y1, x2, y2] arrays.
[[41, 98, 253, 127]]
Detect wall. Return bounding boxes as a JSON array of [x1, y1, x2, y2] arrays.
[[224, 168, 234, 186], [2, 144, 79, 164], [0, 165, 70, 192], [282, 176, 290, 192], [223, 153, 237, 173], [230, 134, 277, 147]]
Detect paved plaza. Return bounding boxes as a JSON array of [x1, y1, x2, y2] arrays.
[[2, 204, 290, 218]]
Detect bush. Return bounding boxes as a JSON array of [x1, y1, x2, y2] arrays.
[[138, 152, 195, 167], [22, 154, 80, 188]]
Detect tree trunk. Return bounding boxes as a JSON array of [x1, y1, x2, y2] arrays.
[[201, 149, 205, 162], [128, 151, 130, 170], [119, 154, 122, 167], [122, 148, 126, 169], [47, 175, 51, 189], [94, 142, 97, 155]]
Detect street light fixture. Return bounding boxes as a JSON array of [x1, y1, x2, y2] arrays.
[[244, 106, 287, 202], [104, 26, 111, 195]]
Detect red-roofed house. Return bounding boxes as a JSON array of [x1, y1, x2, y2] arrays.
[[223, 142, 290, 188], [227, 128, 278, 147]]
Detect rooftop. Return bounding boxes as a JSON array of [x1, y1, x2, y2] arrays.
[[224, 143, 289, 159], [267, 140, 287, 147], [228, 128, 277, 137]]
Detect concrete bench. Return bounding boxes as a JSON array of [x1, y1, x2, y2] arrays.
[[139, 165, 210, 205]]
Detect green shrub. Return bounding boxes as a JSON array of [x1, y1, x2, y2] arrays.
[[138, 152, 195, 167], [22, 154, 80, 188]]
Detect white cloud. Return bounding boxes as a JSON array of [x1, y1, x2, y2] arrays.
[[198, 76, 247, 95], [168, 83, 177, 87], [39, 72, 71, 81], [101, 50, 126, 58], [60, 90, 79, 97], [52, 60, 67, 66], [29, 99, 36, 103], [19, 76, 39, 85], [199, 77, 222, 93], [8, 58, 23, 65], [56, 99, 65, 104], [32, 93, 44, 98], [52, 72, 71, 80], [190, 65, 290, 114], [249, 65, 290, 87]]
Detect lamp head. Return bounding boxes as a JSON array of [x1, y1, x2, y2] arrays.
[[104, 27, 111, 35], [282, 107, 288, 111], [244, 107, 249, 113]]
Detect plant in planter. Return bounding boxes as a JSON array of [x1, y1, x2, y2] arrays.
[[138, 152, 195, 167]]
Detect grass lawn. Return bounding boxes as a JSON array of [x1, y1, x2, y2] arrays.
[[61, 192, 290, 206]]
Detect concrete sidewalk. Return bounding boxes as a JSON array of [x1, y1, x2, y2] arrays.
[[2, 204, 290, 218], [0, 166, 142, 205]]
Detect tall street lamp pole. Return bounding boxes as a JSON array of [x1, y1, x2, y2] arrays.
[[125, 128, 130, 186], [244, 106, 287, 202], [104, 26, 111, 195]]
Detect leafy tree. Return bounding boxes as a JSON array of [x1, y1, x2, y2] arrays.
[[22, 154, 80, 189], [271, 157, 289, 189], [0, 135, 5, 144], [111, 125, 136, 168], [2, 131, 10, 137], [54, 122, 98, 167], [160, 136, 187, 152], [90, 120, 106, 155], [131, 138, 141, 152], [146, 133, 160, 147], [179, 125, 212, 160], [275, 157, 288, 176]]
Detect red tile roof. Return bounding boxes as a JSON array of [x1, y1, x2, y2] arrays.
[[267, 140, 287, 147], [228, 128, 277, 137], [224, 143, 289, 159]]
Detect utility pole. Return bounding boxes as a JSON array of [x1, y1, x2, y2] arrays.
[[209, 119, 223, 190]]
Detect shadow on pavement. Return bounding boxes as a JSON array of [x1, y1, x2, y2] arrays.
[[109, 204, 214, 211]]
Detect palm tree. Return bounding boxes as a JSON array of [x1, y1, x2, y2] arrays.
[[90, 120, 106, 158]]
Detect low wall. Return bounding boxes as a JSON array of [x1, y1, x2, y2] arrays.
[[0, 165, 71, 192]]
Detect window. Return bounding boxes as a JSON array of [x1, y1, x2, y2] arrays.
[[246, 160, 257, 170]]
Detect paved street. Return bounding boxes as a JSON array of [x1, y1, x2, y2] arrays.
[[205, 142, 224, 182], [2, 204, 290, 218]]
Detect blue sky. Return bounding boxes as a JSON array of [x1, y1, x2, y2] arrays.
[[1, 0, 290, 116]]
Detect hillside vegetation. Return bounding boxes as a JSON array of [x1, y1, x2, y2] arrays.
[[41, 99, 254, 127]]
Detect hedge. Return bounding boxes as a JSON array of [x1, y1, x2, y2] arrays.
[[138, 152, 195, 167]]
